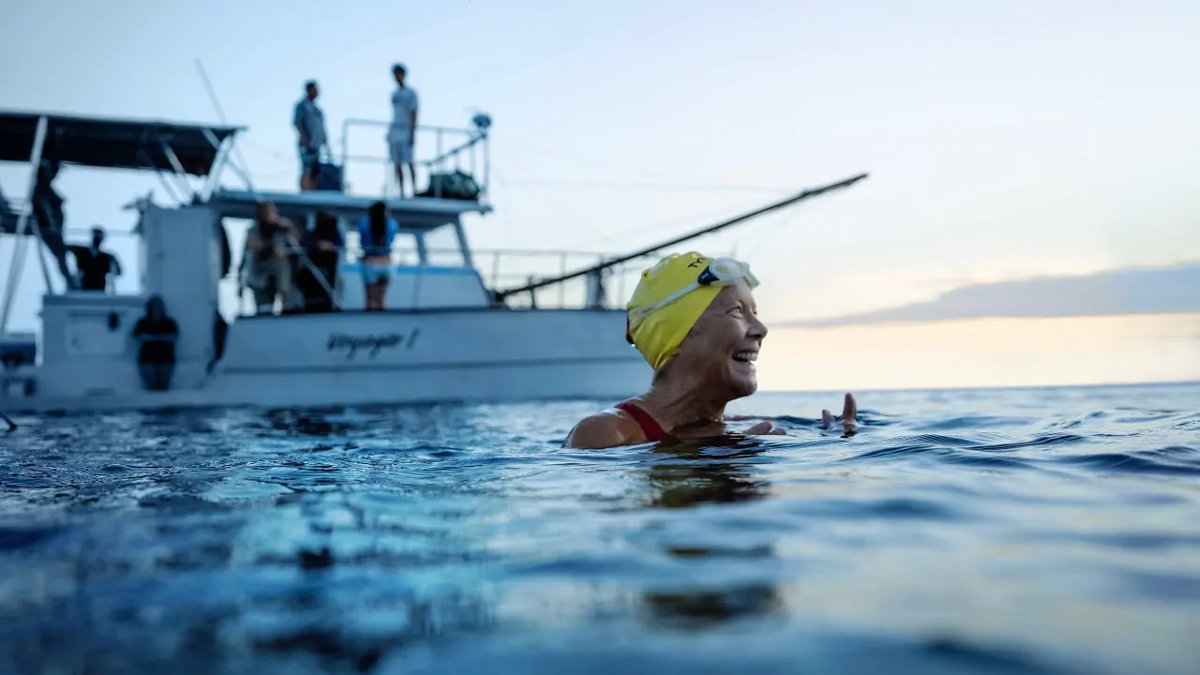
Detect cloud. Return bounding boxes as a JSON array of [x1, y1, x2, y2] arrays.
[[783, 263, 1200, 328]]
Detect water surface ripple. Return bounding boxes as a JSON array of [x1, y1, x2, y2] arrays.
[[1, 383, 1198, 674]]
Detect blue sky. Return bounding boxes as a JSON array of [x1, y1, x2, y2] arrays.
[[2, 0, 1198, 387]]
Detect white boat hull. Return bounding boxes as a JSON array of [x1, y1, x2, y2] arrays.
[[3, 309, 649, 413]]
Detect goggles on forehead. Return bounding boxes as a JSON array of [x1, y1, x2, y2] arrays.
[[626, 256, 759, 342]]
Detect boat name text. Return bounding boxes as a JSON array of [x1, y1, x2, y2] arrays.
[[326, 330, 419, 359]]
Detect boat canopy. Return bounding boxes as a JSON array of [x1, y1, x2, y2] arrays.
[[209, 188, 492, 230], [0, 110, 242, 176]]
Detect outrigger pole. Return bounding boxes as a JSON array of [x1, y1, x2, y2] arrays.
[[493, 171, 869, 301]]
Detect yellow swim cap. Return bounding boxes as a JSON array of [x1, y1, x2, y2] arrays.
[[626, 252, 723, 370]]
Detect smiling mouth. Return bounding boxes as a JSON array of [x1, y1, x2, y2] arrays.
[[732, 350, 758, 364]]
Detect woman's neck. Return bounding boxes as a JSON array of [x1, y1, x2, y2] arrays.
[[636, 373, 728, 432]]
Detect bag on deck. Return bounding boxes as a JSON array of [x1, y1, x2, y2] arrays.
[[419, 170, 481, 201], [312, 147, 343, 192], [314, 162, 343, 192]]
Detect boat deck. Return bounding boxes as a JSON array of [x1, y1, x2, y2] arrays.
[[208, 189, 492, 230]]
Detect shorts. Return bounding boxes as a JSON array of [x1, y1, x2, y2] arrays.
[[299, 146, 319, 175], [250, 258, 292, 310], [362, 261, 391, 285], [387, 130, 414, 165]]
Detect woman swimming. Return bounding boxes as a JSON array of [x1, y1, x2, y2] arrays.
[[565, 251, 857, 449]]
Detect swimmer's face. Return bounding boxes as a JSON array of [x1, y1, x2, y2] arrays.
[[669, 281, 766, 399]]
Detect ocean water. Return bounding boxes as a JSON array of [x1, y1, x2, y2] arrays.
[[1, 383, 1198, 674]]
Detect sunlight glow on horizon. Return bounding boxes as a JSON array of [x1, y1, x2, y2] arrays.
[[757, 314, 1200, 392]]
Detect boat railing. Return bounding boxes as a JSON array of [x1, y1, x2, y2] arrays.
[[234, 243, 649, 315], [337, 115, 490, 202], [464, 247, 645, 310]]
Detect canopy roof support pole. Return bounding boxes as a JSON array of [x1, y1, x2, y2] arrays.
[[29, 221, 54, 293], [135, 147, 183, 205], [159, 141, 197, 202], [415, 232, 429, 265], [453, 219, 474, 269], [202, 135, 233, 201], [153, 165, 183, 204], [1, 115, 48, 336]]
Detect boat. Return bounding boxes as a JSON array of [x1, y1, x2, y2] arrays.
[[0, 109, 867, 413]]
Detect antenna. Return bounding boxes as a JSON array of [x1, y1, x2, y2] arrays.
[[194, 59, 255, 186], [195, 59, 230, 128]]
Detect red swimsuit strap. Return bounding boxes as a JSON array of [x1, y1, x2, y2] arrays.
[[614, 401, 668, 442]]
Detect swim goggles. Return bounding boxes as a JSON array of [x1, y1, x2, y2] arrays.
[[627, 256, 759, 331]]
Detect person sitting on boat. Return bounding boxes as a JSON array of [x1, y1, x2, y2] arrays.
[[68, 226, 122, 292], [243, 201, 298, 314], [358, 201, 399, 311], [565, 252, 858, 449], [132, 295, 179, 391]]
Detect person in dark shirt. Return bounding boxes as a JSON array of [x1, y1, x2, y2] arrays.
[[132, 295, 179, 391], [70, 227, 122, 292], [296, 211, 343, 312], [32, 160, 77, 288]]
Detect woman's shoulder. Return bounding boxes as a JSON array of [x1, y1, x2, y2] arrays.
[[564, 406, 645, 449]]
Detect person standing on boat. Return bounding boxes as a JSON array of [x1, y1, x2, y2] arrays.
[[243, 202, 298, 314], [358, 201, 399, 311], [386, 63, 419, 198], [293, 80, 328, 192], [68, 227, 122, 292], [132, 295, 178, 391], [565, 252, 858, 449], [32, 159, 77, 288]]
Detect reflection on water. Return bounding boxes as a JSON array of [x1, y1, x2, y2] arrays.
[[1, 384, 1199, 674], [643, 437, 781, 628]]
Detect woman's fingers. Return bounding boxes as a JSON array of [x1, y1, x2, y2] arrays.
[[842, 393, 859, 436], [745, 421, 787, 436], [843, 393, 857, 422], [819, 395, 858, 435], [745, 420, 773, 435]]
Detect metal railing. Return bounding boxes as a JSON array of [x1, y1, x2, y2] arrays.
[[337, 115, 490, 201], [230, 242, 650, 316]]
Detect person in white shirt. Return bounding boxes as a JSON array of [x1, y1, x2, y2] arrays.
[[387, 62, 419, 198]]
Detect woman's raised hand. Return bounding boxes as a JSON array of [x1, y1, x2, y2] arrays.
[[821, 393, 858, 437]]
